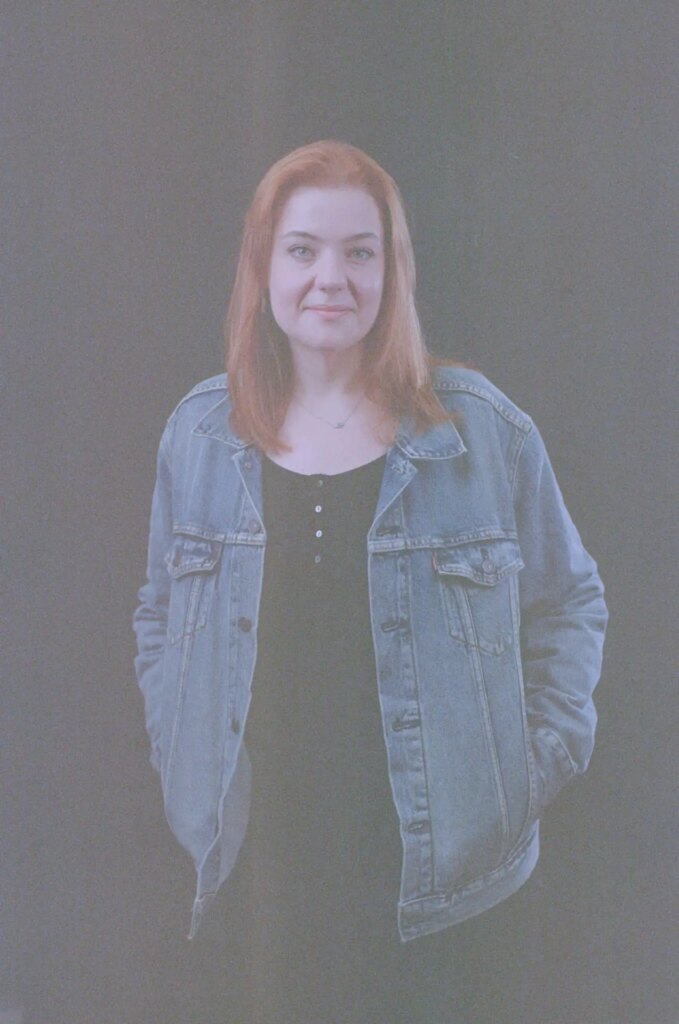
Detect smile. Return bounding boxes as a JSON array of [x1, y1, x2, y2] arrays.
[[306, 306, 352, 319]]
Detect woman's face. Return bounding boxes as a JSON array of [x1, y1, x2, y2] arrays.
[[268, 186, 385, 361]]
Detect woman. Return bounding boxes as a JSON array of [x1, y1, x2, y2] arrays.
[[134, 140, 607, 1023]]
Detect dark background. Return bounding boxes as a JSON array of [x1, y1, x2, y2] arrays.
[[3, 2, 677, 1022]]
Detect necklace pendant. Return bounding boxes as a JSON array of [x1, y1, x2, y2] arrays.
[[334, 421, 345, 429]]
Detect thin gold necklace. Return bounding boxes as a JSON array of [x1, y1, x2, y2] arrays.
[[293, 393, 364, 429]]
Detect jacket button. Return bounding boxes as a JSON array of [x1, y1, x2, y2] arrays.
[[406, 821, 429, 834], [482, 557, 494, 574], [237, 617, 252, 632], [392, 716, 420, 732], [376, 524, 395, 536], [249, 521, 261, 534], [381, 619, 405, 632]]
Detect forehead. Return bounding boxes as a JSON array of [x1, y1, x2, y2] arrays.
[[275, 187, 382, 237]]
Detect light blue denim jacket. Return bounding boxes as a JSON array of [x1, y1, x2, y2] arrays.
[[133, 366, 607, 941]]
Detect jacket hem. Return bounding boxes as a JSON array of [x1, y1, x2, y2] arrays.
[[397, 822, 540, 942]]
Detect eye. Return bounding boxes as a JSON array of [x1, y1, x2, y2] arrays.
[[348, 246, 375, 261], [288, 244, 314, 259]]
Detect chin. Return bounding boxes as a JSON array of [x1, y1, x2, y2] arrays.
[[301, 336, 364, 354]]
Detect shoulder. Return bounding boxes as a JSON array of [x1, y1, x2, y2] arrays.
[[155, 373, 231, 453], [166, 373, 230, 423], [431, 364, 533, 436]]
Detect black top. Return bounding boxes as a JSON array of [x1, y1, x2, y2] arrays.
[[224, 452, 410, 1015], [243, 451, 401, 917]]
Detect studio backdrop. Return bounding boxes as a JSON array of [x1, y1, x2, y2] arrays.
[[3, 3, 677, 1022]]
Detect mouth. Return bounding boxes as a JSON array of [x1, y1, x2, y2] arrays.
[[306, 305, 353, 317]]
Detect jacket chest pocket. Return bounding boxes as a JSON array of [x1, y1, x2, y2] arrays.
[[433, 538, 524, 656], [165, 533, 223, 646]]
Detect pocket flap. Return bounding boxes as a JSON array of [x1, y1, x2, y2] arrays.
[[433, 538, 524, 585], [165, 535, 222, 579]]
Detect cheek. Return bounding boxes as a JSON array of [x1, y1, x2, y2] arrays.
[[268, 277, 291, 330], [276, 268, 308, 301], [270, 270, 300, 313], [364, 275, 385, 311]]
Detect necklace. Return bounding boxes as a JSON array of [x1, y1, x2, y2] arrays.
[[293, 393, 364, 429]]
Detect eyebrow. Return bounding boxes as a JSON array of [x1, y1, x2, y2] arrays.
[[281, 231, 380, 243]]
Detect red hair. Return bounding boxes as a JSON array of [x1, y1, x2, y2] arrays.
[[226, 139, 458, 452]]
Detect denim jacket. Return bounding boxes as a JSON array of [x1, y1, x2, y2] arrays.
[[133, 366, 607, 941]]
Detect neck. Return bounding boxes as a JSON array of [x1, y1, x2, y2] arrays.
[[289, 346, 364, 406]]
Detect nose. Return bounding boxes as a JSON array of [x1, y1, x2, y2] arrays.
[[315, 248, 346, 292]]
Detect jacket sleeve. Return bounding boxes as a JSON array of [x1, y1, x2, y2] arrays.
[[132, 419, 174, 773], [513, 420, 608, 816]]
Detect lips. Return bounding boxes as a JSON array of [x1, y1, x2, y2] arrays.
[[306, 305, 352, 312]]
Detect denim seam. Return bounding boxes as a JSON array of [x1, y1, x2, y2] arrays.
[[400, 824, 537, 909], [168, 376, 228, 423], [404, 539, 436, 896], [433, 378, 532, 432]]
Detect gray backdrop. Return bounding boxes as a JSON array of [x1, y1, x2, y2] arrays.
[[4, 2, 678, 1022]]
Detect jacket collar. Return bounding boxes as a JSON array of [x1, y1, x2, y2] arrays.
[[393, 414, 465, 460], [192, 395, 248, 448], [192, 394, 466, 460]]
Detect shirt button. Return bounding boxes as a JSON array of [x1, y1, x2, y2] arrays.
[[237, 617, 252, 632], [315, 505, 322, 513], [315, 529, 323, 538], [316, 478, 324, 488], [314, 554, 322, 564]]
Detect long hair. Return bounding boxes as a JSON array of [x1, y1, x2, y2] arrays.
[[226, 139, 457, 452]]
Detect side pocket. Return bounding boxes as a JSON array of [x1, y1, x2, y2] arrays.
[[529, 726, 578, 819]]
